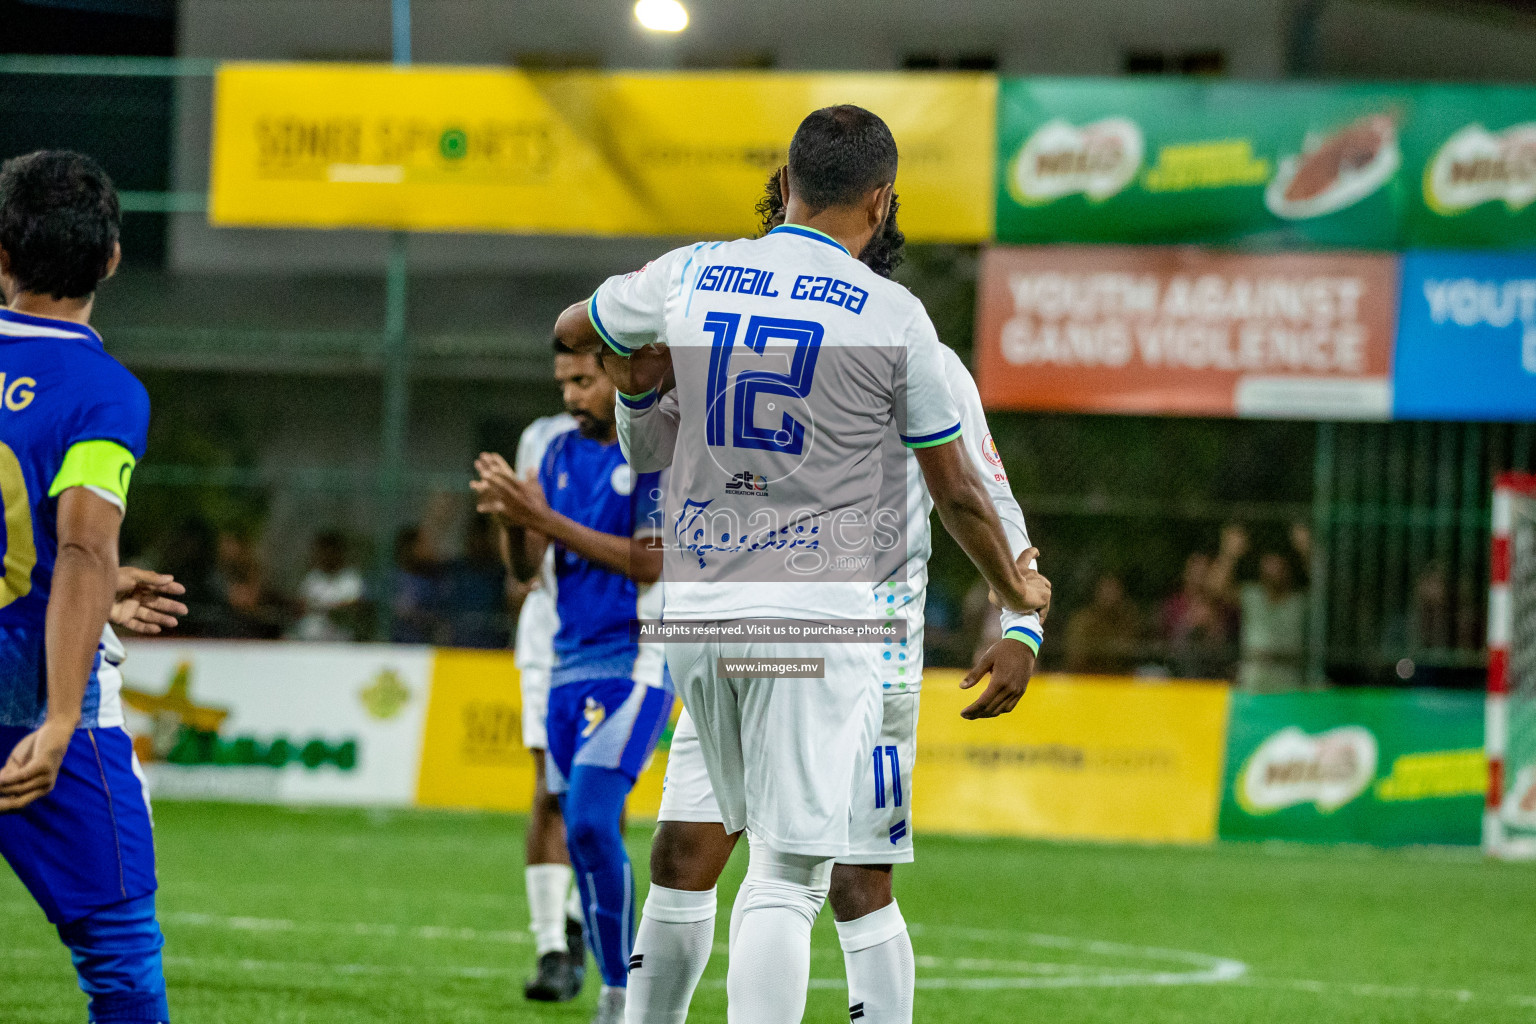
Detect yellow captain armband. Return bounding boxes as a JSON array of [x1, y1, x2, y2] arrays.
[[48, 440, 137, 509]]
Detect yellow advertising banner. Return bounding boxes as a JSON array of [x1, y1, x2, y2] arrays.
[[416, 655, 1229, 845], [914, 671, 1232, 844], [209, 64, 994, 241], [414, 649, 672, 815]]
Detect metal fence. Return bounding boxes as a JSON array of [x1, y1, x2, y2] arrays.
[[0, 55, 1526, 685]]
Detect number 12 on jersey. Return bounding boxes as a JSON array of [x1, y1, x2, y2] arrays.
[[703, 312, 823, 455]]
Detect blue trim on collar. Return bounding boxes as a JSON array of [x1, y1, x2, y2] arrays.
[[0, 307, 103, 346], [768, 224, 851, 256]]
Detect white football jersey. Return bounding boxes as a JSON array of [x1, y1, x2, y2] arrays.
[[619, 344, 1044, 692], [593, 226, 962, 622], [512, 412, 576, 672]]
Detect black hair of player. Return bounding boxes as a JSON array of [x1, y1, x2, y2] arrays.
[[757, 166, 904, 278], [0, 150, 120, 300], [786, 105, 898, 211]]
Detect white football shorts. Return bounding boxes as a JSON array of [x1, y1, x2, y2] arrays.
[[660, 691, 918, 864], [661, 640, 883, 859], [519, 664, 551, 751]]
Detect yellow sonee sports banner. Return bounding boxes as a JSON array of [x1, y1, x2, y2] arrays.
[[209, 64, 995, 242]]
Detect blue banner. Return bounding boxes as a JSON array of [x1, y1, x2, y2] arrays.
[[1394, 252, 1536, 421]]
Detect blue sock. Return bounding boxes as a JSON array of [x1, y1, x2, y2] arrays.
[[560, 765, 636, 988], [56, 893, 169, 1023]]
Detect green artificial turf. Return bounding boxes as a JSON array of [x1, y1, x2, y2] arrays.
[[1, 802, 1531, 1023]]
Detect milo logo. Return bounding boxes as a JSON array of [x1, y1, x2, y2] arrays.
[[1425, 122, 1536, 215], [1236, 725, 1377, 815], [1008, 117, 1144, 205]]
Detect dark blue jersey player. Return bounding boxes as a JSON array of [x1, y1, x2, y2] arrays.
[[474, 338, 671, 1024], [0, 151, 167, 1024]]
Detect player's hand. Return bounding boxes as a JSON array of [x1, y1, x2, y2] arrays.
[[602, 344, 672, 398], [990, 547, 1051, 620], [111, 567, 188, 636], [958, 636, 1037, 720], [473, 453, 550, 528], [0, 719, 74, 812]]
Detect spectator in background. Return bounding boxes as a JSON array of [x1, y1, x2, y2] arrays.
[[391, 525, 445, 644], [442, 514, 511, 649], [1063, 573, 1142, 675], [160, 515, 220, 636], [290, 531, 366, 642], [1207, 523, 1312, 692], [1160, 552, 1236, 679], [214, 532, 287, 639]]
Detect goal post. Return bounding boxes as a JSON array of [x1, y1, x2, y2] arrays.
[[1488, 472, 1536, 859]]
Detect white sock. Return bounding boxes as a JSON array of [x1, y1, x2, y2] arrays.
[[626, 885, 717, 1024], [567, 882, 585, 925], [527, 863, 574, 956], [725, 840, 831, 1024], [835, 901, 914, 1024]]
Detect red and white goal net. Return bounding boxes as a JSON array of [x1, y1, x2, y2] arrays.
[[1488, 472, 1536, 859]]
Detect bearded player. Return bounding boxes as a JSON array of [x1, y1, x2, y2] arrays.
[[553, 106, 1050, 1023], [610, 170, 1044, 1024], [475, 339, 672, 1024]]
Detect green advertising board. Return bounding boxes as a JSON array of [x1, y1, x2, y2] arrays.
[[1218, 689, 1485, 846], [995, 78, 1536, 249], [1406, 84, 1536, 247], [996, 78, 1413, 247]]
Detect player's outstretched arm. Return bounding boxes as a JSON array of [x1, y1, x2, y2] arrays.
[[0, 488, 120, 811], [916, 439, 1051, 615]]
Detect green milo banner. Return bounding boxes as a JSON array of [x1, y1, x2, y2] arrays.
[[995, 78, 1536, 248], [1405, 84, 1536, 247], [1218, 689, 1485, 846]]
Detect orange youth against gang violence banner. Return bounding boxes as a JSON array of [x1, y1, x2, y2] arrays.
[[974, 245, 1400, 419], [208, 64, 994, 241]]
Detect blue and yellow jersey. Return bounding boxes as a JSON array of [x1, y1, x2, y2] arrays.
[[0, 308, 149, 729]]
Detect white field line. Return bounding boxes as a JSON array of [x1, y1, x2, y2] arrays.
[[9, 911, 1532, 1009]]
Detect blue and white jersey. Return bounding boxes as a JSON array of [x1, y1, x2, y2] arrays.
[[591, 225, 963, 623], [540, 428, 665, 688], [0, 308, 149, 730], [617, 344, 1045, 695]]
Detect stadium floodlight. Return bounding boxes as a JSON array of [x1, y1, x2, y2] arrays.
[[1487, 471, 1536, 861], [635, 0, 688, 32]]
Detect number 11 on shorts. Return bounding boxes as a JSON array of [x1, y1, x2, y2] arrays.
[[872, 745, 901, 809]]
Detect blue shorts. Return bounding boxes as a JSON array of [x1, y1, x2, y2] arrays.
[[545, 677, 673, 795], [0, 726, 157, 924]]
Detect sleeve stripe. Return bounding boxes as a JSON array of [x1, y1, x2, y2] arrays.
[[901, 423, 963, 448], [587, 292, 632, 356], [618, 388, 658, 410], [1003, 626, 1042, 655]]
